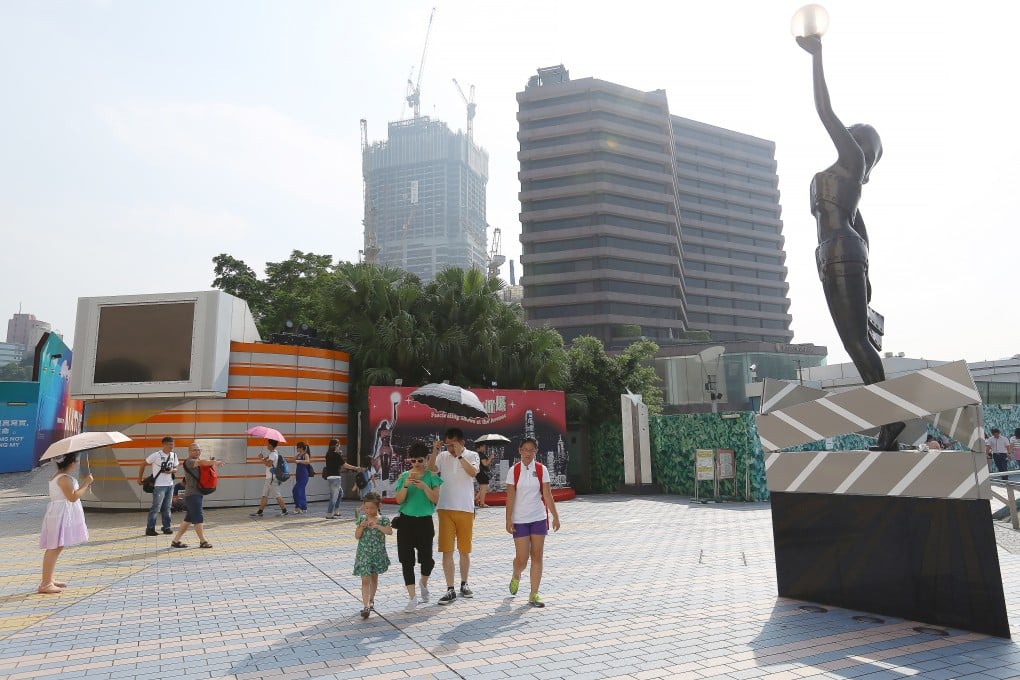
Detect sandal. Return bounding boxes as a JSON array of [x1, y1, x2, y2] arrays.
[[360, 607, 371, 619], [171, 541, 187, 548], [199, 541, 213, 549]]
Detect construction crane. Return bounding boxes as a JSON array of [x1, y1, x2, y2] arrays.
[[360, 119, 380, 264], [452, 78, 477, 140], [487, 227, 506, 279], [405, 7, 436, 119]]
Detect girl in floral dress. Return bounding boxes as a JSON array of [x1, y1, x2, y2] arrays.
[[353, 492, 392, 618]]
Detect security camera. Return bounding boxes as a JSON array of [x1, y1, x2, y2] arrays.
[[749, 364, 757, 371]]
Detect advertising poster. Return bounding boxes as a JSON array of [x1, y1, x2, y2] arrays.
[[0, 382, 40, 473], [696, 449, 716, 481], [367, 386, 568, 498], [717, 448, 735, 479], [33, 333, 83, 467]]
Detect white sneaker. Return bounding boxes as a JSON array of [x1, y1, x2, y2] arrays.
[[404, 597, 417, 613], [419, 581, 430, 603]]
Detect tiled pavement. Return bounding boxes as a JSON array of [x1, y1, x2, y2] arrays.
[[4, 469, 1020, 679]]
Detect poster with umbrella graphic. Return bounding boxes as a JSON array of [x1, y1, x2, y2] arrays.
[[367, 386, 568, 497]]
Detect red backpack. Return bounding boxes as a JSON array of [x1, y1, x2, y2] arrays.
[[186, 463, 218, 495]]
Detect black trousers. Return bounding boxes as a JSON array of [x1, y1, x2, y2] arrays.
[[396, 515, 435, 586]]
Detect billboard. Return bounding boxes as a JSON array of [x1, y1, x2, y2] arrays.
[[366, 386, 568, 497], [32, 332, 83, 466]]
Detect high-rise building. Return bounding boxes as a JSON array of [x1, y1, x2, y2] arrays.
[[671, 116, 793, 343], [517, 66, 794, 347], [517, 65, 687, 346], [6, 312, 51, 349], [363, 117, 489, 280]]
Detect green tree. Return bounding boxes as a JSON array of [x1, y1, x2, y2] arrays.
[[0, 354, 35, 381], [565, 335, 663, 426]]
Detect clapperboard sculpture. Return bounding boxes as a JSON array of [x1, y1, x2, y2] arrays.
[[756, 360, 1009, 637]]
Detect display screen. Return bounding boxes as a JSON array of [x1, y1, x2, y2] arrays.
[[93, 303, 195, 383]]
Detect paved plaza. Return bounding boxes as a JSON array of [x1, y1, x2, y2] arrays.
[[4, 468, 1020, 680]]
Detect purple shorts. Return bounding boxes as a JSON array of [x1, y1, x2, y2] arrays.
[[512, 519, 548, 538]]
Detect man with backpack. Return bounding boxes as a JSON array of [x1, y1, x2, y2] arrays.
[[170, 443, 225, 549], [250, 439, 290, 518], [137, 436, 179, 536]]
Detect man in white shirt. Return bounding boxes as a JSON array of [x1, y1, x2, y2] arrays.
[[137, 436, 179, 536], [429, 427, 480, 605], [250, 439, 289, 518], [987, 428, 1011, 473]]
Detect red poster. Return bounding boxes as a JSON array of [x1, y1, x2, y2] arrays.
[[366, 386, 568, 497]]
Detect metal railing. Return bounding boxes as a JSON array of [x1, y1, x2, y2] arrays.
[[988, 470, 1020, 530]]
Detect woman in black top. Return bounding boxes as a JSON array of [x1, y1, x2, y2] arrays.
[[323, 438, 363, 519], [475, 442, 493, 508]]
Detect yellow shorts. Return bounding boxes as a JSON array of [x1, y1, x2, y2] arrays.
[[437, 509, 474, 554]]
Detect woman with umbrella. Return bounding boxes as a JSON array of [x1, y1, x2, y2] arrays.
[[38, 452, 93, 594]]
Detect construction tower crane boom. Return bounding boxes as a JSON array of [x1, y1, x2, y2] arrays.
[[452, 78, 477, 140], [405, 7, 436, 119], [487, 227, 505, 279]]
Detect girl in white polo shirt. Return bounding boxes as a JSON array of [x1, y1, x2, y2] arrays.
[[504, 436, 560, 608]]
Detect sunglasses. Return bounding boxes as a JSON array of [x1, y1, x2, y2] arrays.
[[408, 457, 426, 463]]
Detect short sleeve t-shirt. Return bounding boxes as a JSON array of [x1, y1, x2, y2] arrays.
[[264, 450, 279, 480], [987, 437, 1010, 454], [182, 458, 201, 498], [395, 470, 442, 517], [435, 449, 480, 513], [146, 450, 178, 487], [507, 461, 547, 524]]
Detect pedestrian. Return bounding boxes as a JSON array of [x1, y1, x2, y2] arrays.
[[250, 439, 289, 518], [38, 452, 93, 594], [171, 443, 225, 549], [505, 436, 561, 608], [292, 441, 313, 514], [428, 427, 480, 605], [987, 428, 1010, 473], [1011, 428, 1020, 467], [924, 434, 941, 451], [323, 439, 363, 519], [353, 492, 392, 619], [137, 436, 179, 536], [475, 442, 493, 508], [394, 440, 442, 612]]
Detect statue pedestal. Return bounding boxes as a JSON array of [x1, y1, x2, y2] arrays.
[[767, 450, 1009, 638]]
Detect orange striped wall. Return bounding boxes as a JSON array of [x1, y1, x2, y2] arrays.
[[82, 342, 350, 509]]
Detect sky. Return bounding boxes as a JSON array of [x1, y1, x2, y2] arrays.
[[1, 0, 1016, 365]]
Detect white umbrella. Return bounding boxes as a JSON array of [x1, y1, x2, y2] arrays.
[[40, 431, 132, 461], [474, 434, 511, 444]]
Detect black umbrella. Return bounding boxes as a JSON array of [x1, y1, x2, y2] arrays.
[[409, 383, 488, 420]]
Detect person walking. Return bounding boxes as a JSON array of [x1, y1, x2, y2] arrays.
[[137, 436, 179, 536], [475, 442, 493, 508], [323, 439, 363, 519], [505, 436, 561, 608], [1011, 428, 1020, 468], [292, 441, 314, 514], [250, 439, 288, 518], [171, 443, 225, 549], [38, 452, 93, 594], [353, 492, 392, 619], [429, 427, 479, 605], [987, 428, 1011, 473], [394, 440, 442, 612]]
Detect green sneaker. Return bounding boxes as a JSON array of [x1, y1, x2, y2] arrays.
[[528, 593, 545, 608], [509, 576, 520, 595]]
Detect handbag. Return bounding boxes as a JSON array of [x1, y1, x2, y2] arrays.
[[141, 454, 173, 494], [321, 468, 328, 480]]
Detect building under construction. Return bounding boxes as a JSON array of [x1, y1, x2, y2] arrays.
[[362, 117, 489, 280]]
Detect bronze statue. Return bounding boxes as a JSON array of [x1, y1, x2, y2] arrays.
[[797, 34, 904, 450]]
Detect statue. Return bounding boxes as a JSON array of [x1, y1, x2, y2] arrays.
[[796, 28, 904, 450]]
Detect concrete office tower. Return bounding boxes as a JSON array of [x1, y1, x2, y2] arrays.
[[364, 117, 489, 280], [517, 65, 687, 345], [6, 312, 51, 349], [517, 66, 794, 347], [671, 117, 793, 343]]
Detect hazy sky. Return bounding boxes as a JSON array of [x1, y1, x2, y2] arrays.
[[1, 1, 1016, 365]]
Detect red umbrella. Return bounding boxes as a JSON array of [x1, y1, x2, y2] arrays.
[[246, 426, 287, 443]]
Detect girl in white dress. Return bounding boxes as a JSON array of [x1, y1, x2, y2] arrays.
[[38, 452, 93, 594]]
